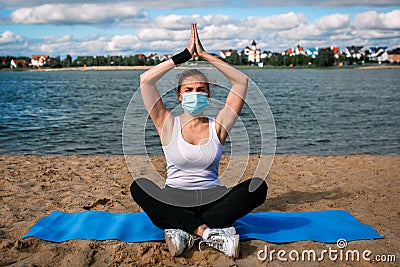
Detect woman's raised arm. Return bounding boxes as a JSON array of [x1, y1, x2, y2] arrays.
[[140, 25, 195, 135], [193, 24, 248, 142], [139, 59, 174, 132]]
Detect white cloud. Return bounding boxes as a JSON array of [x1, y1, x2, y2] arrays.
[[352, 29, 400, 40], [0, 0, 230, 10], [59, 34, 71, 42], [246, 0, 400, 8], [37, 36, 114, 55], [277, 24, 324, 41], [327, 33, 354, 42], [10, 3, 145, 24], [108, 35, 140, 51], [44, 34, 71, 42], [0, 30, 22, 44], [1, 0, 400, 9], [1, 9, 400, 57], [136, 28, 189, 42], [315, 13, 351, 30], [152, 14, 209, 30], [134, 12, 309, 51], [207, 14, 233, 26], [353, 9, 400, 29], [243, 12, 307, 30], [200, 24, 244, 40]]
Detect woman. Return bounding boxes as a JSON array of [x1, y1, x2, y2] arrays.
[[130, 24, 267, 258]]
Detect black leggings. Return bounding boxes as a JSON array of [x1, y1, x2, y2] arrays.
[[130, 178, 268, 234]]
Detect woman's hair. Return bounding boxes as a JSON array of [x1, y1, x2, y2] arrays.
[[176, 69, 210, 93]]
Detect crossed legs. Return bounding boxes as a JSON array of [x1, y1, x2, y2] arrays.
[[130, 177, 267, 235]]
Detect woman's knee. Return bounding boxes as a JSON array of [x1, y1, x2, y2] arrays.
[[248, 177, 267, 191], [235, 177, 267, 195], [130, 178, 168, 205], [249, 178, 268, 203], [130, 178, 156, 198], [130, 178, 144, 194]]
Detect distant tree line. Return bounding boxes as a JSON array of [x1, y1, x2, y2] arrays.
[[0, 54, 162, 69], [70, 55, 160, 67], [1, 46, 398, 70], [40, 54, 159, 68], [223, 48, 349, 67]]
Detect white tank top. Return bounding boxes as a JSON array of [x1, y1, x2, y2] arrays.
[[162, 116, 223, 189]]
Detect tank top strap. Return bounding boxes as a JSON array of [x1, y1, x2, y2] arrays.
[[161, 116, 180, 149], [172, 116, 181, 140], [208, 117, 222, 146]]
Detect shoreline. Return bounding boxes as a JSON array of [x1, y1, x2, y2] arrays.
[[40, 65, 152, 71], [1, 64, 399, 72], [0, 65, 153, 72], [1, 154, 399, 265], [356, 65, 400, 69]]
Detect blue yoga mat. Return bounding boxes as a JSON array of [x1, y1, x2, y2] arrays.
[[21, 210, 382, 244]]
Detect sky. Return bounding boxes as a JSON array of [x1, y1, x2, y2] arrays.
[[0, 0, 399, 57]]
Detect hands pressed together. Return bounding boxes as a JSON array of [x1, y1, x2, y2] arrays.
[[187, 23, 206, 58]]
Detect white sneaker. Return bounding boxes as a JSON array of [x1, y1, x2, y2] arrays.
[[164, 229, 198, 257], [209, 226, 236, 236], [199, 227, 240, 258]]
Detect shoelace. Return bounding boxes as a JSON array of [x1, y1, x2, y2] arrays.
[[186, 234, 200, 249], [198, 234, 225, 251], [165, 229, 199, 250]]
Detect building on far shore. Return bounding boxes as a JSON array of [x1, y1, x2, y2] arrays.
[[285, 45, 307, 56], [220, 40, 264, 66], [243, 40, 261, 65], [388, 47, 400, 63], [0, 57, 8, 66], [136, 54, 147, 61], [332, 47, 341, 59], [306, 47, 319, 58], [31, 55, 49, 69], [148, 53, 170, 62], [367, 47, 388, 63], [220, 49, 237, 59], [345, 46, 365, 60], [10, 58, 28, 68]]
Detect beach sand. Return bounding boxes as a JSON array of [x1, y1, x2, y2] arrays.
[[0, 155, 399, 266]]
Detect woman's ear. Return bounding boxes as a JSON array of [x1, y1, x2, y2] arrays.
[[176, 89, 182, 102]]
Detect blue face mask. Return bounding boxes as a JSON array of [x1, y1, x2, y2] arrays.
[[181, 92, 209, 115]]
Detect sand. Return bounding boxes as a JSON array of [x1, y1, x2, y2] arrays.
[[357, 65, 400, 70], [0, 155, 399, 266]]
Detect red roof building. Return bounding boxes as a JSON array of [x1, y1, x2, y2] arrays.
[[11, 59, 29, 68]]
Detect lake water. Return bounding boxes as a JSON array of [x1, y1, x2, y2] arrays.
[[0, 68, 399, 155]]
